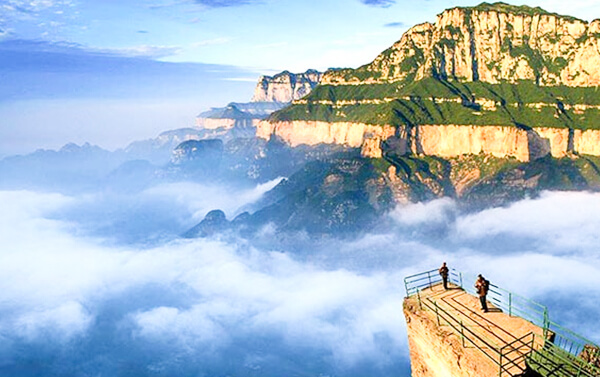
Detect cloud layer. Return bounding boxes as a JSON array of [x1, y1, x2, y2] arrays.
[[1, 184, 599, 376], [0, 188, 409, 376]]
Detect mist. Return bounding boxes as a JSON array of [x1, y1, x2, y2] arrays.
[[0, 39, 257, 157], [1, 164, 599, 376]]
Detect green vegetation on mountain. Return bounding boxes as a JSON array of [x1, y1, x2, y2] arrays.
[[269, 2, 600, 130], [271, 79, 600, 130]]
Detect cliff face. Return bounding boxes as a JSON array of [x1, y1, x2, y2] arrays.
[[403, 299, 498, 377], [264, 3, 600, 162], [257, 120, 396, 157], [251, 69, 323, 102], [324, 3, 600, 87], [257, 121, 573, 161], [195, 70, 322, 133]]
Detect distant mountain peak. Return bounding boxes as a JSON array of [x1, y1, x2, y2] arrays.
[[251, 69, 323, 102]]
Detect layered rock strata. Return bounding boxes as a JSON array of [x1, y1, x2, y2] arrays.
[[257, 121, 577, 161], [324, 3, 600, 86], [196, 70, 322, 132], [252, 69, 323, 102], [261, 3, 600, 161]]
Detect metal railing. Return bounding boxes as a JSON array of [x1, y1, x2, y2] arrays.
[[404, 268, 600, 377], [418, 295, 537, 376], [500, 332, 537, 377], [404, 268, 462, 297], [404, 268, 548, 329], [531, 321, 600, 377], [527, 332, 600, 377], [461, 272, 550, 330]]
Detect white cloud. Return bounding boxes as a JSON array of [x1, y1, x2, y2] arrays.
[[2, 186, 600, 374], [93, 44, 184, 59], [389, 197, 456, 226], [455, 191, 600, 253], [0, 188, 409, 373], [13, 301, 92, 342], [141, 177, 283, 222], [191, 37, 231, 48]]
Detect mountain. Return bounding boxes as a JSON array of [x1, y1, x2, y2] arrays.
[[260, 2, 600, 162], [195, 69, 323, 134], [184, 3, 600, 236], [0, 142, 128, 192], [251, 69, 323, 102]]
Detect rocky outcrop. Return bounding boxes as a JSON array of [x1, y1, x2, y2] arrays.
[[262, 3, 600, 161], [324, 3, 600, 87], [257, 120, 576, 161], [403, 299, 498, 377], [252, 69, 323, 102], [416, 124, 530, 161], [256, 120, 396, 156], [574, 129, 600, 155], [195, 70, 321, 135], [170, 139, 223, 165], [195, 102, 286, 131]]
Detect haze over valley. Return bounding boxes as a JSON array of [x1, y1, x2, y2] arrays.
[[2, 1, 600, 376]]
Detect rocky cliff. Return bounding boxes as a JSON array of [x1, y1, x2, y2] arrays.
[[251, 69, 323, 102], [263, 2, 600, 162], [404, 298, 499, 377], [195, 70, 322, 133], [325, 3, 600, 87]]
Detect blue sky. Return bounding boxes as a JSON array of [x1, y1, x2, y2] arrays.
[[5, 0, 600, 72], [1, 0, 600, 155]]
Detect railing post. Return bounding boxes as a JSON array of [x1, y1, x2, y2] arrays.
[[499, 351, 503, 377], [459, 272, 463, 288], [428, 271, 432, 288], [509, 292, 512, 317], [542, 309, 549, 338], [404, 279, 408, 297]]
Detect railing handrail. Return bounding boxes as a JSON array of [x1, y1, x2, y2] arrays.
[[527, 333, 599, 377], [404, 267, 600, 377], [547, 319, 599, 352], [420, 296, 534, 376], [404, 268, 549, 329], [404, 268, 439, 281]]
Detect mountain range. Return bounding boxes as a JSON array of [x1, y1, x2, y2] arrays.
[[261, 2, 600, 161], [5, 2, 600, 237]]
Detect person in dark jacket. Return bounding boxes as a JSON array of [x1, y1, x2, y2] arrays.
[[475, 274, 490, 312], [439, 262, 449, 290]]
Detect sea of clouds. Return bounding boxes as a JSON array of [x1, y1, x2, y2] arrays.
[[1, 180, 599, 376]]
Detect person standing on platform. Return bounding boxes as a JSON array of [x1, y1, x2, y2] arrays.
[[438, 262, 449, 290], [475, 274, 490, 312]]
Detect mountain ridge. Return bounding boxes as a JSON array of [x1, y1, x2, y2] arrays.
[[259, 2, 600, 162]]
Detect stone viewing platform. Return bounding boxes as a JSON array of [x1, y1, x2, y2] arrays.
[[403, 269, 600, 377]]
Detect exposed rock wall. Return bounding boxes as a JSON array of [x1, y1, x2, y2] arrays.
[[403, 298, 497, 377], [574, 129, 600, 155], [256, 120, 396, 155], [258, 4, 600, 161], [257, 121, 585, 161], [534, 127, 571, 157], [252, 70, 323, 102], [324, 4, 600, 87], [417, 124, 530, 161]]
